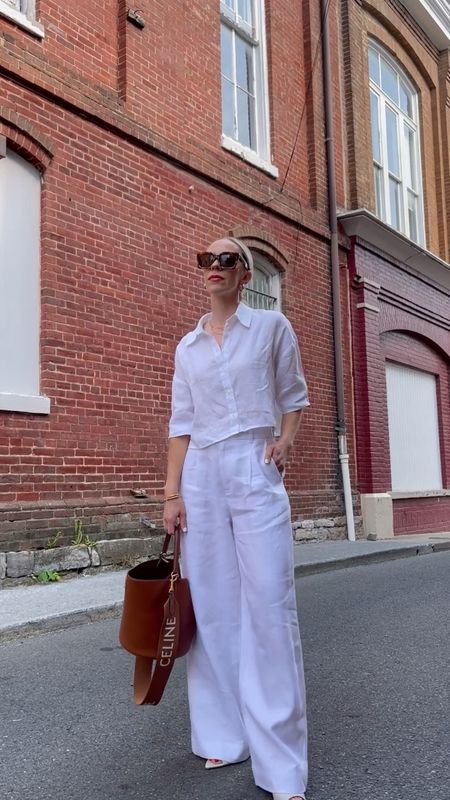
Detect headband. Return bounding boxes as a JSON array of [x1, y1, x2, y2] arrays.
[[227, 237, 254, 271]]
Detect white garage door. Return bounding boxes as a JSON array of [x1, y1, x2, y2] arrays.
[[386, 362, 442, 491]]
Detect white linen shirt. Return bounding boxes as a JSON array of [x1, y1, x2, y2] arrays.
[[168, 302, 309, 448]]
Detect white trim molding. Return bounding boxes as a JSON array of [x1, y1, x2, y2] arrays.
[[391, 489, 450, 498], [0, 0, 44, 38], [356, 302, 380, 312], [221, 134, 279, 177], [0, 392, 50, 414], [338, 208, 450, 290], [399, 0, 450, 49]]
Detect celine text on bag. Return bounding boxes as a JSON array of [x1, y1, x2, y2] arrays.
[[119, 525, 196, 705]]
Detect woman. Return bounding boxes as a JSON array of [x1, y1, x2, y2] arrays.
[[163, 236, 310, 800]]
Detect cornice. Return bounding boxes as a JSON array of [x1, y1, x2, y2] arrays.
[[338, 208, 450, 291], [398, 0, 450, 50]]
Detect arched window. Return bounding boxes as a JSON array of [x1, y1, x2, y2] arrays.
[[368, 42, 424, 245], [0, 147, 49, 413], [243, 253, 281, 310]]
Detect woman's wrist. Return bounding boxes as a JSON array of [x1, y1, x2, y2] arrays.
[[276, 436, 294, 449], [164, 482, 180, 494], [165, 492, 182, 502]]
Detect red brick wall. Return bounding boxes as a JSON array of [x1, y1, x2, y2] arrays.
[[0, 0, 357, 551], [393, 497, 450, 535], [0, 1, 119, 92]]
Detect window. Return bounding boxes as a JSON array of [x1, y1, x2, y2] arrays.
[[386, 362, 442, 491], [220, 0, 277, 176], [368, 43, 424, 245], [243, 254, 280, 310], [0, 0, 43, 38], [0, 148, 49, 413]]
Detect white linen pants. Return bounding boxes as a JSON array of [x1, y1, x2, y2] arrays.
[[180, 428, 308, 795]]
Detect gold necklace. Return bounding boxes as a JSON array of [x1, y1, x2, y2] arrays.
[[208, 320, 225, 333]]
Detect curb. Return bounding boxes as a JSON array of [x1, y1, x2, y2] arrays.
[[1, 542, 449, 643], [293, 541, 450, 577], [0, 602, 123, 644]]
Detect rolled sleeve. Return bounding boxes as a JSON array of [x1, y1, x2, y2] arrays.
[[168, 347, 194, 438], [274, 318, 310, 413]]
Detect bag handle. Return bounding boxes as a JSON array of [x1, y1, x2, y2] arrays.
[[159, 525, 181, 570], [133, 525, 183, 705]]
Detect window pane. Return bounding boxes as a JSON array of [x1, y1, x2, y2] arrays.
[[370, 91, 381, 163], [385, 106, 400, 176], [221, 0, 235, 12], [220, 24, 233, 81], [381, 57, 399, 106], [399, 81, 413, 119], [237, 0, 252, 25], [389, 177, 401, 230], [408, 191, 418, 242], [368, 47, 380, 85], [221, 77, 235, 138], [244, 267, 277, 310], [235, 35, 254, 92], [403, 124, 417, 191], [236, 87, 255, 148], [374, 165, 383, 219]]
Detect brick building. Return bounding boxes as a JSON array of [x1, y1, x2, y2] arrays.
[[338, 0, 450, 535], [0, 1, 448, 554], [0, 0, 356, 552]]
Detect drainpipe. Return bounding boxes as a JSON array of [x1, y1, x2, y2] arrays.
[[320, 0, 356, 540]]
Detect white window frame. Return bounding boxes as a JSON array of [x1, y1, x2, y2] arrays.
[[243, 253, 281, 310], [0, 147, 50, 414], [220, 0, 278, 177], [0, 0, 44, 38], [368, 41, 424, 246]]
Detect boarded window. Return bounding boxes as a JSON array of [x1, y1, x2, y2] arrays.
[[0, 148, 49, 413], [386, 362, 442, 491]]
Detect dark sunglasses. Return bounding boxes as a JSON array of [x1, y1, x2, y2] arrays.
[[196, 251, 249, 271]]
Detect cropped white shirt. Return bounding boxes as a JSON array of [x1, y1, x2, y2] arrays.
[[168, 302, 309, 448]]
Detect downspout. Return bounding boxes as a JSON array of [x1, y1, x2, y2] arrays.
[[320, 0, 356, 540]]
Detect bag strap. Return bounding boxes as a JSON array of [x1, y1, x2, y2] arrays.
[[133, 526, 182, 706], [159, 527, 181, 567]]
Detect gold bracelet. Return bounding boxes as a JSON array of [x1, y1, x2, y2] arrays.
[[165, 493, 181, 502]]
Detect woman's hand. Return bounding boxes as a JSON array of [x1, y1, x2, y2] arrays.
[[163, 497, 187, 535], [264, 439, 292, 473]]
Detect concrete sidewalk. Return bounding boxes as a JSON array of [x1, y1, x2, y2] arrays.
[[1, 532, 449, 643]]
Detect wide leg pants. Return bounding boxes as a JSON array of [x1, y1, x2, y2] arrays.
[[180, 428, 308, 795]]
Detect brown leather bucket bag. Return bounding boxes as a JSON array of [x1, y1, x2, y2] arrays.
[[119, 526, 196, 705]]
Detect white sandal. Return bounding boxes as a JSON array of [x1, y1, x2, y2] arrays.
[[205, 756, 250, 770], [272, 794, 306, 800], [205, 759, 230, 769]]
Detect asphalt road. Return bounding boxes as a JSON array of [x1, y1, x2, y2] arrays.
[[1, 552, 449, 800]]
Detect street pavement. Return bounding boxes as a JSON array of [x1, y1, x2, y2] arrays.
[[0, 551, 449, 800], [1, 532, 450, 642]]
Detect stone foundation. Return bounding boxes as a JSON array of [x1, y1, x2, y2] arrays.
[[1, 536, 165, 581], [293, 515, 363, 542]]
